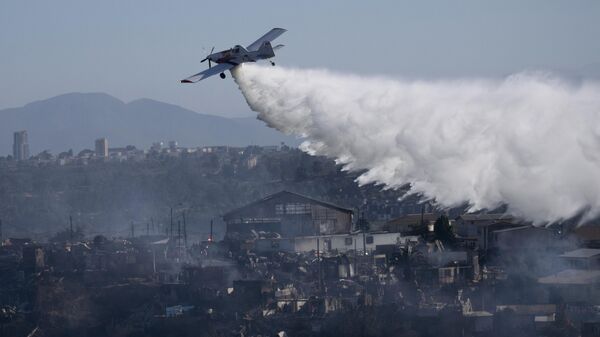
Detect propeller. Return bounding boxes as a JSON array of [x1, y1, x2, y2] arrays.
[[200, 46, 215, 68]]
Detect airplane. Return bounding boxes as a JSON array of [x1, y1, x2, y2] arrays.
[[181, 28, 286, 83]]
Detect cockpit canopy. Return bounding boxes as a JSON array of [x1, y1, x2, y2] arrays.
[[232, 45, 245, 54]]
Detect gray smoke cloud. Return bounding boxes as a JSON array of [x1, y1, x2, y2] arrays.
[[232, 64, 600, 224]]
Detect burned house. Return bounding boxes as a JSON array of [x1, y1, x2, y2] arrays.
[[223, 191, 353, 239], [560, 248, 600, 270], [454, 214, 522, 253], [384, 213, 439, 234]]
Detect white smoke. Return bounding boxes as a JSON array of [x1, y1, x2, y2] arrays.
[[232, 64, 600, 224]]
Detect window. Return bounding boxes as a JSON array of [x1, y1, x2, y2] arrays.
[[313, 206, 337, 220], [345, 237, 353, 246], [285, 203, 311, 214], [366, 236, 374, 244], [319, 220, 336, 234], [275, 204, 284, 215], [324, 239, 332, 251], [275, 203, 311, 215]]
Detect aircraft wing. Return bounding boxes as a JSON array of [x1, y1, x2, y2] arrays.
[[246, 28, 287, 52], [180, 63, 234, 83]]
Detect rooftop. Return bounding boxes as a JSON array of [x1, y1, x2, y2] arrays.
[[223, 190, 353, 220], [496, 304, 556, 315], [386, 213, 438, 226], [491, 225, 534, 234], [456, 213, 514, 222], [560, 248, 600, 259], [538, 269, 600, 285]]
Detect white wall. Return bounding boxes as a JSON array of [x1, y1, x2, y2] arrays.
[[256, 232, 416, 254]]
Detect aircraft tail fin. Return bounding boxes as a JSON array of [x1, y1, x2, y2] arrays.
[[257, 41, 275, 58]]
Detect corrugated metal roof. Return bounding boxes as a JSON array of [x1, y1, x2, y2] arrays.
[[223, 190, 353, 220]]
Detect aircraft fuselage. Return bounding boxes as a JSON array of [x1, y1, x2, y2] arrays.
[[208, 43, 275, 66]]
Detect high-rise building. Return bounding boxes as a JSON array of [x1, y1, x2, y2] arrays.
[[95, 138, 108, 158], [13, 130, 30, 161], [151, 142, 164, 152]]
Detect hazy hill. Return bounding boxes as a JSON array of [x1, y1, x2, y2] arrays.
[[0, 92, 298, 155]]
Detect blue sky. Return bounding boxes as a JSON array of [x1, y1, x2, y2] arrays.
[[1, 0, 599, 117]]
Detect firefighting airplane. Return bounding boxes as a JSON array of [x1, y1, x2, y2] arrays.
[[180, 28, 286, 83]]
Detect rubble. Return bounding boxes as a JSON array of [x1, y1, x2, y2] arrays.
[[1, 197, 600, 336]]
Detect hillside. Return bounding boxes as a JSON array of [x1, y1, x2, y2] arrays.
[[0, 92, 298, 155]]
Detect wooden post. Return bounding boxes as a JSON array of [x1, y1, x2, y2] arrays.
[[182, 211, 187, 248], [69, 215, 73, 241], [170, 208, 173, 239]]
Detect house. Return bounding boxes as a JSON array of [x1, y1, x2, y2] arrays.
[[572, 222, 600, 248], [454, 214, 522, 252], [559, 248, 600, 270], [254, 232, 417, 254], [495, 304, 557, 332], [489, 225, 562, 275], [223, 191, 353, 239], [384, 213, 438, 234], [490, 225, 558, 253], [538, 269, 600, 304]]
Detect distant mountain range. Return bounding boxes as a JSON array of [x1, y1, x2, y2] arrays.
[[0, 92, 299, 155]]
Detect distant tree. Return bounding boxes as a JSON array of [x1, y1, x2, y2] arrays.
[[356, 212, 370, 232], [434, 215, 456, 246]]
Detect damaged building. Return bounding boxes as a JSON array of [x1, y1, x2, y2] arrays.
[[223, 191, 354, 239]]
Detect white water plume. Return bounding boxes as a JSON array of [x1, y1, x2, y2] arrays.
[[232, 64, 600, 223]]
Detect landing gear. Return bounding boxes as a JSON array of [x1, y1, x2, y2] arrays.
[[270, 61, 276, 66], [220, 72, 226, 79]]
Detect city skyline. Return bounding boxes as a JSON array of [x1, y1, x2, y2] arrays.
[[0, 92, 298, 156]]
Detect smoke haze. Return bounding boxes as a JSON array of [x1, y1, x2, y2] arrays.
[[233, 64, 600, 223]]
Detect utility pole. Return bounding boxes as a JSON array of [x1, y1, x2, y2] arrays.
[[362, 212, 367, 256], [0, 218, 3, 242], [69, 215, 73, 242], [182, 212, 187, 248], [354, 236, 357, 275], [317, 237, 322, 292], [209, 219, 213, 242], [170, 208, 173, 239], [177, 220, 181, 248], [147, 222, 150, 236], [177, 220, 182, 259]]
